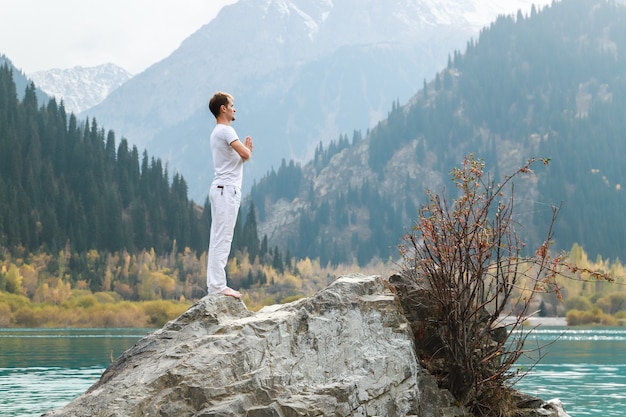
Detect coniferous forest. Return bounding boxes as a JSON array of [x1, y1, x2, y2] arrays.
[[252, 0, 626, 267], [0, 69, 205, 256]]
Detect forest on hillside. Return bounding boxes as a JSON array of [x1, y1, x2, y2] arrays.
[[0, 65, 295, 307], [0, 65, 206, 255], [251, 0, 626, 265]]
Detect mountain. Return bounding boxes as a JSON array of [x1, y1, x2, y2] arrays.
[[81, 0, 552, 201], [249, 0, 626, 266], [28, 63, 132, 115]]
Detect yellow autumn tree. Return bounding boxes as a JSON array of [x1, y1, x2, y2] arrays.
[[137, 264, 159, 301], [33, 278, 71, 304], [5, 264, 25, 295]]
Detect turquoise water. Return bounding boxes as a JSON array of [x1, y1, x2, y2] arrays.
[[0, 328, 154, 417], [514, 327, 626, 416], [0, 327, 625, 416]]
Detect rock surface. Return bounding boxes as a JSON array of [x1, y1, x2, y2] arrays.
[[43, 274, 570, 417]]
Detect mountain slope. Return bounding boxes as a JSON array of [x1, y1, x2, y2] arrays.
[[251, 0, 626, 265], [81, 0, 551, 200]]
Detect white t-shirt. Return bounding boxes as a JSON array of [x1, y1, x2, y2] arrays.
[[210, 124, 244, 188]]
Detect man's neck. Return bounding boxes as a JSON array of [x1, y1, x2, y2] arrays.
[[216, 115, 230, 126]]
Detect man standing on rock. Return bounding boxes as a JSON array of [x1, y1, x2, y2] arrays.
[[206, 92, 253, 298]]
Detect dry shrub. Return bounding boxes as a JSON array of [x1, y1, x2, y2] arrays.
[[566, 308, 617, 326], [395, 155, 611, 416], [140, 300, 189, 327], [87, 302, 149, 327], [94, 291, 121, 304], [0, 303, 14, 326]]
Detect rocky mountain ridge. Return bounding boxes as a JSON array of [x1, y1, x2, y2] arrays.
[[28, 63, 131, 114]]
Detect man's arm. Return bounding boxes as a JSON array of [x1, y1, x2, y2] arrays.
[[231, 136, 253, 161]]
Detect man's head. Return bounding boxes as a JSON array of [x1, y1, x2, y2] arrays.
[[209, 92, 234, 119]]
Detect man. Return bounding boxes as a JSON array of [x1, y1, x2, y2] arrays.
[[206, 92, 253, 298]]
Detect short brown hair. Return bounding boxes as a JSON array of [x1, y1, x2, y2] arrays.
[[208, 92, 233, 118]]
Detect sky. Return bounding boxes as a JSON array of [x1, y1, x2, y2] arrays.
[[0, 0, 239, 75]]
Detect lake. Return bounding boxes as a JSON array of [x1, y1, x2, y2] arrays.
[[0, 328, 154, 417], [1, 326, 625, 416], [514, 326, 626, 416]]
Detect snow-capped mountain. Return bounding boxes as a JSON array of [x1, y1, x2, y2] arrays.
[[82, 0, 553, 201], [29, 63, 131, 114]]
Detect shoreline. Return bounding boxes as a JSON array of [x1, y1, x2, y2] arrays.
[[523, 316, 567, 326], [500, 316, 568, 327]]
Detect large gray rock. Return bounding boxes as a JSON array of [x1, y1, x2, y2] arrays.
[[44, 275, 424, 416], [42, 274, 570, 417]]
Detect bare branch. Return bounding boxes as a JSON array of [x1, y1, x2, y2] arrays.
[[392, 154, 611, 416]]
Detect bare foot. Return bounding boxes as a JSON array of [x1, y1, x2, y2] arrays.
[[219, 287, 242, 299]]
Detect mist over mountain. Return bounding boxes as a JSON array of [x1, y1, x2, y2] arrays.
[[81, 0, 551, 201], [29, 63, 132, 114], [249, 0, 626, 266]]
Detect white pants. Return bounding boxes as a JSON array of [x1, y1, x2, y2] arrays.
[[207, 184, 241, 294]]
